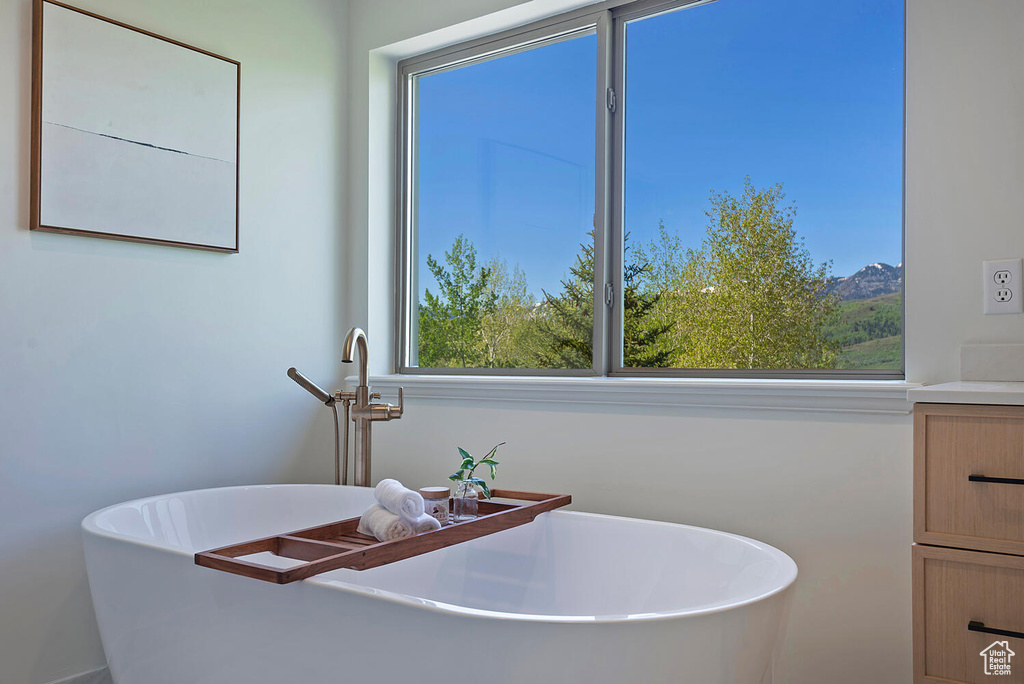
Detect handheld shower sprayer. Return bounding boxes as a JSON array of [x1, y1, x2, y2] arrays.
[[287, 367, 353, 485], [287, 367, 334, 405]]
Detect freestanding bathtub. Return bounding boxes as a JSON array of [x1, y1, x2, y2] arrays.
[[82, 484, 796, 684]]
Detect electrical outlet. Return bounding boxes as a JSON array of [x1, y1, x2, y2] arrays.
[[984, 258, 1024, 314]]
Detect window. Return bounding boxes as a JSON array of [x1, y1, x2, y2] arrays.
[[401, 23, 597, 372], [397, 0, 904, 379]]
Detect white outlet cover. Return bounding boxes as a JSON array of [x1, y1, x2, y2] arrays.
[[984, 258, 1024, 314]]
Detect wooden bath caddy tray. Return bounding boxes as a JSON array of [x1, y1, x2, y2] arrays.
[[195, 489, 571, 584]]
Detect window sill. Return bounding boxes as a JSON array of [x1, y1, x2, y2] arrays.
[[350, 374, 919, 415]]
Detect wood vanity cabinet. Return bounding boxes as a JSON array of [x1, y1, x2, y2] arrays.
[[914, 403, 1024, 684]]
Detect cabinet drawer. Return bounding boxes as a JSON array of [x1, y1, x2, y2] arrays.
[[914, 545, 1024, 684], [915, 403, 1024, 555]]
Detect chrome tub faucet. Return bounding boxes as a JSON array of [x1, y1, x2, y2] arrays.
[[288, 326, 404, 487], [342, 327, 403, 487]]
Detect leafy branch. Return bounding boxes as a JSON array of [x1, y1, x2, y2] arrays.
[[448, 442, 505, 499]]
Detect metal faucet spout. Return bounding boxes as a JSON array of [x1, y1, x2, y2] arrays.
[[341, 327, 368, 388]]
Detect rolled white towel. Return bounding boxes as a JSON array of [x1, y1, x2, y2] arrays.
[[356, 504, 414, 542], [410, 513, 441, 534], [375, 478, 425, 521]]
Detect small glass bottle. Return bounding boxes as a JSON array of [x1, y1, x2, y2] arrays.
[[419, 487, 450, 526], [452, 480, 480, 522]]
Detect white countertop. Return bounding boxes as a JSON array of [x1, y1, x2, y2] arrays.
[[909, 381, 1024, 406]]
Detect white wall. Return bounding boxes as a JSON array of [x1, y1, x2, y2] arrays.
[[904, 0, 1024, 383], [0, 0, 348, 682], [342, 1, 1024, 683]]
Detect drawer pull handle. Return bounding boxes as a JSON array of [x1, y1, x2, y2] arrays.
[[969, 621, 1024, 640], [968, 474, 1024, 486]]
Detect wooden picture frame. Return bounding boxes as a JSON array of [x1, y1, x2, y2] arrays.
[[30, 0, 240, 252]]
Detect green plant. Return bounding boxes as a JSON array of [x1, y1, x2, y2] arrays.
[[537, 230, 674, 369], [668, 179, 841, 369], [418, 234, 497, 368], [448, 442, 505, 499]]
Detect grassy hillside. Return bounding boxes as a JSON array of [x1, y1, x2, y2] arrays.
[[826, 292, 902, 370], [839, 335, 901, 369]]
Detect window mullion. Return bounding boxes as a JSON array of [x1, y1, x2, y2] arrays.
[[592, 10, 615, 377], [605, 11, 627, 375]]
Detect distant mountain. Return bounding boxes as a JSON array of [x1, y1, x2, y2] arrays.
[[827, 263, 902, 301]]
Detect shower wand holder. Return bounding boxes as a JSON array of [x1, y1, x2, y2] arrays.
[[194, 489, 571, 584]]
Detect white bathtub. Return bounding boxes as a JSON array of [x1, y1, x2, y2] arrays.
[[82, 484, 796, 684]]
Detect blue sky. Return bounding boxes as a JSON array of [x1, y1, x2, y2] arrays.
[[416, 0, 904, 300]]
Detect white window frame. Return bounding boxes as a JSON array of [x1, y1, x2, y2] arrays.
[[394, 0, 906, 381]]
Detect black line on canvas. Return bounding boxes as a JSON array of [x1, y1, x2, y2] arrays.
[[43, 121, 234, 164]]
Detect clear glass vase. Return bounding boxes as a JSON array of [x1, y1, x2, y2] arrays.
[[452, 481, 480, 522]]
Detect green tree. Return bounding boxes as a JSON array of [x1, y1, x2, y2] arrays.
[[536, 231, 674, 368], [623, 235, 674, 367], [634, 221, 689, 362], [480, 257, 543, 368], [418, 235, 497, 367], [534, 237, 595, 369], [672, 179, 841, 369]]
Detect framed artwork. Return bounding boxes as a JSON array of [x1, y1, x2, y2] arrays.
[[30, 0, 240, 252]]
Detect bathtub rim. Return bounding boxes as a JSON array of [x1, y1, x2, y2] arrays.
[[82, 483, 798, 624]]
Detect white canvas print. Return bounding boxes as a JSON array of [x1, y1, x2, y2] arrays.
[[33, 0, 239, 251]]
